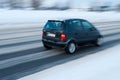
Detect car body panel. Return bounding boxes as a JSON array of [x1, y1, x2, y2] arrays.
[[42, 19, 102, 48]]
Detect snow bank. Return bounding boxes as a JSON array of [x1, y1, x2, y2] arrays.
[[19, 44, 120, 80], [0, 9, 120, 25]]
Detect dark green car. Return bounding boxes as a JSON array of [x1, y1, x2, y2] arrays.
[[42, 19, 103, 54]]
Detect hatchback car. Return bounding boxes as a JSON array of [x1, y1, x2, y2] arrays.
[[42, 19, 103, 54]]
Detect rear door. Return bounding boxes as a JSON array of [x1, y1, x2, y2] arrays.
[[65, 20, 86, 43], [81, 20, 98, 41]]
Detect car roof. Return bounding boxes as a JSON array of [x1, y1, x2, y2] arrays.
[[48, 18, 86, 22]]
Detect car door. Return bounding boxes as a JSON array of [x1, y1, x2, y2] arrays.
[[66, 19, 86, 43], [81, 20, 98, 41]]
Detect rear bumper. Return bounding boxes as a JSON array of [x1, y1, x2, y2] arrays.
[[42, 39, 67, 48]]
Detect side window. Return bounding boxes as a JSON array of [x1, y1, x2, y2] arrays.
[[66, 20, 82, 32], [82, 21, 94, 30]]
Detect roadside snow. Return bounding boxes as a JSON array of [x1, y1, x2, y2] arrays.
[[19, 44, 120, 80], [0, 9, 120, 26]]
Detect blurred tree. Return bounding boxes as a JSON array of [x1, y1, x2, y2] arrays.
[[31, 0, 41, 10], [9, 0, 23, 9], [47, 0, 70, 10], [89, 1, 101, 11], [117, 4, 120, 11], [89, 1, 112, 12]]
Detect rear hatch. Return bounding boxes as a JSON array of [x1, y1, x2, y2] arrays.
[[42, 20, 64, 42]]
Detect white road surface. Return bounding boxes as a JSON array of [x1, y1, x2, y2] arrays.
[[19, 44, 120, 80], [0, 22, 120, 69]]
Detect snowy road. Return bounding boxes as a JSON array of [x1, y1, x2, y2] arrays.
[[0, 22, 120, 80], [19, 43, 120, 80]]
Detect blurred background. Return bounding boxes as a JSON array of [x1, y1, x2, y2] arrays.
[[0, 1, 120, 80], [0, 0, 120, 11]]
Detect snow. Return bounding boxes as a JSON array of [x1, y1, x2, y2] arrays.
[[0, 9, 120, 29], [19, 44, 120, 80], [41, 0, 69, 8]]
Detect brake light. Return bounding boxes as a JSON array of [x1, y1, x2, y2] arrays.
[[42, 32, 44, 37], [60, 33, 66, 41]]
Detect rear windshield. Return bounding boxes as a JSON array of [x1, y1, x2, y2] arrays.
[[44, 21, 63, 30]]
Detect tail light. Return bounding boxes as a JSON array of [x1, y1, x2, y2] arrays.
[[60, 33, 66, 41], [42, 32, 44, 37]]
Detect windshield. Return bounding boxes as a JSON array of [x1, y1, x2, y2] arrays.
[[44, 21, 63, 30]]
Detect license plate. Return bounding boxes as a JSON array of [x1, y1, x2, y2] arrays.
[[47, 33, 55, 37]]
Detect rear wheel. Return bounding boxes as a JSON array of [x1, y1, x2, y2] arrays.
[[65, 42, 77, 54]]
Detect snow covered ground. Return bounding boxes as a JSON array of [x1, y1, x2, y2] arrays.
[[0, 9, 120, 29], [19, 44, 120, 80]]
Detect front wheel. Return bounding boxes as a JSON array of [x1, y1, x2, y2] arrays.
[[65, 42, 77, 54], [95, 37, 104, 46]]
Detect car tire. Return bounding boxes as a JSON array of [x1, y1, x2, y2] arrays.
[[43, 44, 52, 50], [95, 37, 103, 46], [65, 42, 77, 54]]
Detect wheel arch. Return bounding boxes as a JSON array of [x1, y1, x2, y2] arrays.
[[65, 38, 77, 48]]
